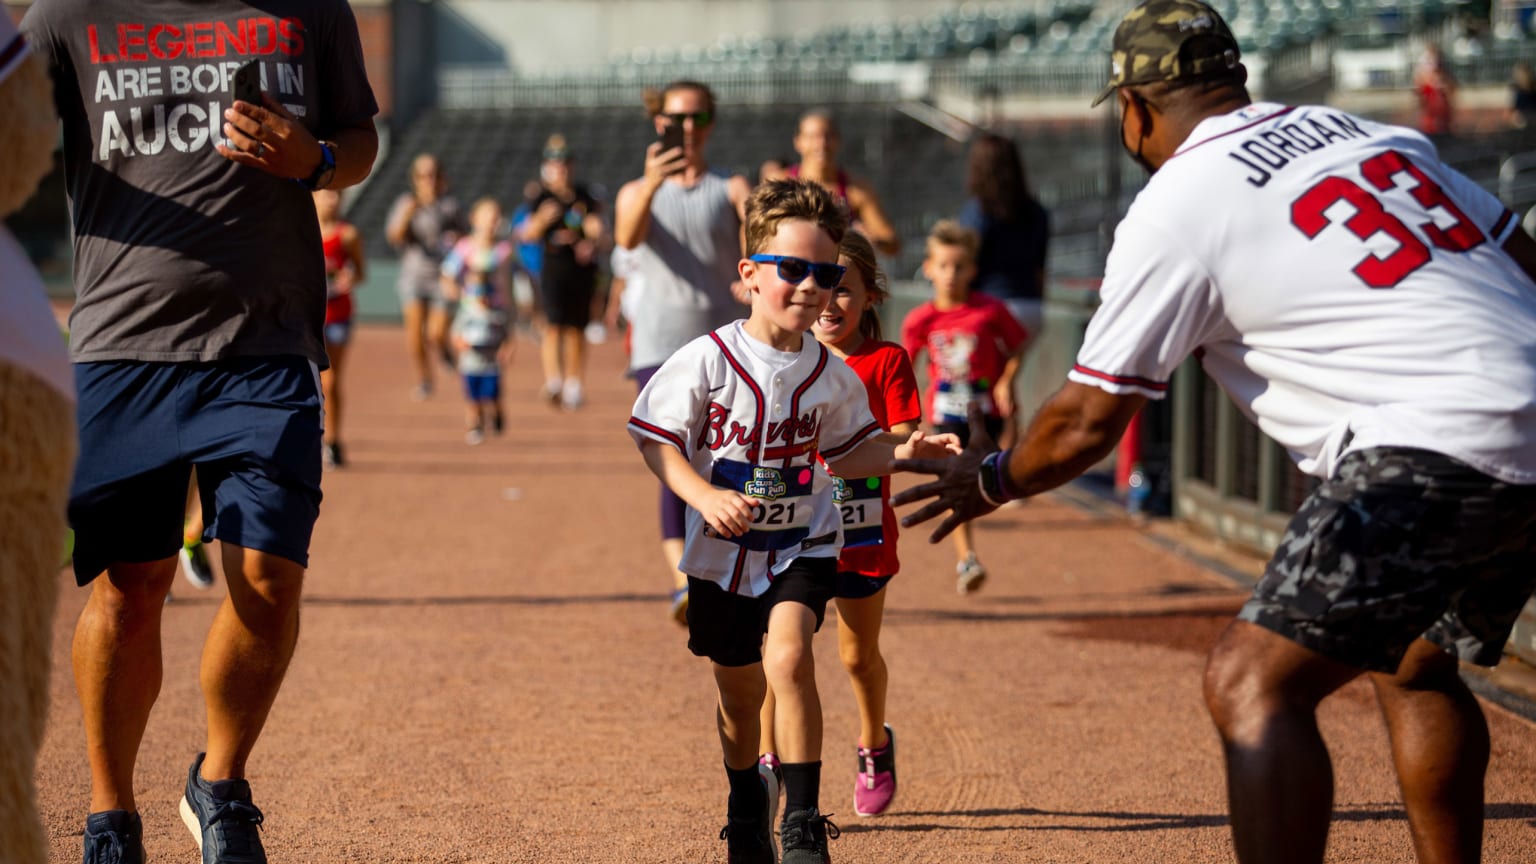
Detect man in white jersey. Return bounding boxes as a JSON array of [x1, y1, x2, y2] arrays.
[[893, 3, 1536, 863]]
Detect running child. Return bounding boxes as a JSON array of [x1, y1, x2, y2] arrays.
[[760, 230, 921, 818], [627, 178, 957, 864], [442, 198, 516, 444], [900, 220, 1028, 593], [317, 187, 366, 468]]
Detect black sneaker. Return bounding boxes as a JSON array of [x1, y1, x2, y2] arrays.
[[82, 810, 145, 864], [718, 814, 776, 864], [179, 540, 215, 589], [780, 808, 840, 864], [322, 442, 345, 468], [179, 752, 267, 864]]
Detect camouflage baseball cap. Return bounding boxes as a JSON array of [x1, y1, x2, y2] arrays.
[[1091, 0, 1241, 106]]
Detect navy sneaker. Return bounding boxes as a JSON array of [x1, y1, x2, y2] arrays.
[[179, 752, 267, 864], [780, 808, 840, 864], [82, 810, 144, 864]]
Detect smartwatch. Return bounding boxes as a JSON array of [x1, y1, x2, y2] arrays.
[[299, 141, 337, 190]]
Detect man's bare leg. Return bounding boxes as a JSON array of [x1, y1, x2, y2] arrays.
[[1371, 638, 1488, 864], [198, 545, 304, 781], [1204, 620, 1362, 864], [73, 560, 177, 812]]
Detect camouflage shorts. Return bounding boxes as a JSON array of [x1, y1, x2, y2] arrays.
[[1239, 447, 1536, 674]]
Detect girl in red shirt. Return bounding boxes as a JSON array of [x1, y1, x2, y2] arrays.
[[316, 188, 365, 468], [759, 231, 920, 818]]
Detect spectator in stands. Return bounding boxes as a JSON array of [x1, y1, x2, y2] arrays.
[[614, 79, 752, 624], [959, 133, 1050, 348], [1413, 43, 1456, 137], [1508, 61, 1536, 129], [757, 156, 791, 186], [958, 132, 1050, 446], [387, 153, 466, 401], [517, 134, 607, 410], [786, 110, 902, 256]]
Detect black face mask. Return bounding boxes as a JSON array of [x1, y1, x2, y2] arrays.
[[1120, 95, 1159, 176]]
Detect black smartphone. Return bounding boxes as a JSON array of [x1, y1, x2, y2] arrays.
[[232, 59, 262, 105], [658, 123, 685, 166], [657, 124, 685, 175]]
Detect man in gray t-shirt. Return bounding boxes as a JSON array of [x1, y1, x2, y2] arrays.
[[21, 1, 378, 860]]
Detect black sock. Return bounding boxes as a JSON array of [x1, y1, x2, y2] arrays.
[[780, 760, 821, 816], [726, 762, 765, 819]]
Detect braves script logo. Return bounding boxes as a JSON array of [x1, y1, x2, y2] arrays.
[[83, 17, 312, 163], [697, 401, 822, 464]]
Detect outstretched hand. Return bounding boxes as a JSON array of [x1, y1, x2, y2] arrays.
[[893, 429, 962, 461], [891, 402, 1002, 543]]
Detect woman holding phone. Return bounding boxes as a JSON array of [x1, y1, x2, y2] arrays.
[[613, 80, 752, 624], [387, 153, 466, 401]]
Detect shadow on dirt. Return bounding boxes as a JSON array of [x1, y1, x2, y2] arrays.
[[838, 802, 1536, 834]]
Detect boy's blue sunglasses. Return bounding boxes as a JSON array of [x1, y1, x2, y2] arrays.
[[748, 254, 846, 289]]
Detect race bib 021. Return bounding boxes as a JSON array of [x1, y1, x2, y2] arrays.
[[708, 460, 816, 552], [833, 475, 884, 547]]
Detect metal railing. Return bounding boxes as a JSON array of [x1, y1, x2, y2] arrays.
[[439, 65, 901, 108]]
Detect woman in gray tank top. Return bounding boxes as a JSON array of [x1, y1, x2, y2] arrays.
[[386, 153, 466, 401], [614, 80, 752, 624]]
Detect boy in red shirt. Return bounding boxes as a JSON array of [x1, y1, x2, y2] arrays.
[[901, 221, 1029, 593]]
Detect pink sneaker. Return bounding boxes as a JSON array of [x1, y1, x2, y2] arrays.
[[854, 724, 897, 816], [758, 752, 783, 789]]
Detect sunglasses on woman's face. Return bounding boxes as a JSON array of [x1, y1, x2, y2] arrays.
[[662, 110, 713, 128], [749, 254, 846, 290]]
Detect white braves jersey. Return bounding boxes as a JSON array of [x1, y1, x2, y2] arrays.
[[628, 321, 883, 596], [1074, 102, 1536, 483]]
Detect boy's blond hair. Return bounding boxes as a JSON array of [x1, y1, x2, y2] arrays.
[[744, 179, 847, 257], [925, 219, 979, 261]]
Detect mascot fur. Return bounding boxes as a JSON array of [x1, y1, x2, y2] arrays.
[[0, 14, 76, 864]]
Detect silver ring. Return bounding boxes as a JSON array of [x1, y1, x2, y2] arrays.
[[254, 141, 266, 158]]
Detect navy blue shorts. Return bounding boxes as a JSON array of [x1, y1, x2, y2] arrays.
[[835, 571, 892, 600], [463, 372, 500, 402], [69, 358, 324, 585]]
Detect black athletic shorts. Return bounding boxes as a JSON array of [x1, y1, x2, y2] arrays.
[[934, 416, 1005, 449], [1238, 447, 1536, 673], [686, 557, 837, 667]]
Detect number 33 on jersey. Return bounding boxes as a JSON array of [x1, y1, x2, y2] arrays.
[[1072, 102, 1536, 486]]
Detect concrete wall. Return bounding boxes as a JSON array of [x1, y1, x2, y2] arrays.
[[438, 0, 975, 72]]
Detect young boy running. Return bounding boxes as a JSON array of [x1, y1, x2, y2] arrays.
[[901, 220, 1028, 593], [628, 179, 956, 864]]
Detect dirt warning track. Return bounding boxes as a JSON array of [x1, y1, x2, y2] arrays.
[[33, 325, 1536, 863]]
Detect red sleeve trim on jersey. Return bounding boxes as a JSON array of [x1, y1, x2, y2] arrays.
[[627, 418, 687, 452], [1070, 364, 1169, 392], [0, 33, 27, 73], [822, 419, 884, 460], [1491, 209, 1515, 241]]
